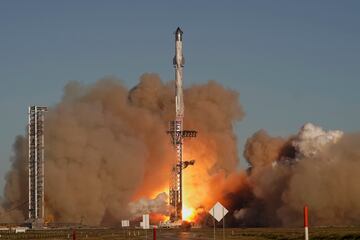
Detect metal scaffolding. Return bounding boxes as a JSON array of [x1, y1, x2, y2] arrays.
[[28, 106, 47, 225], [167, 120, 196, 221]]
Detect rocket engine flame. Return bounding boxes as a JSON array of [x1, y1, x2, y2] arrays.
[[182, 206, 195, 221]]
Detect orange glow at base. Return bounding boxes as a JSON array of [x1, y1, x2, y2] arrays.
[[150, 212, 169, 224], [182, 205, 196, 221]]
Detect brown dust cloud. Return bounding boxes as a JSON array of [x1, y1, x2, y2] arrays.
[[1, 74, 360, 227]]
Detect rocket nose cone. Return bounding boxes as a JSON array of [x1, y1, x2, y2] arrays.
[[175, 27, 183, 35], [176, 27, 183, 34], [175, 27, 183, 41]]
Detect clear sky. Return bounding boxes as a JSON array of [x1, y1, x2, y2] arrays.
[[1, 1, 360, 194]]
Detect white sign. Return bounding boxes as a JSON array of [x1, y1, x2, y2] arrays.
[[142, 214, 150, 229], [209, 202, 228, 222], [121, 220, 130, 227]]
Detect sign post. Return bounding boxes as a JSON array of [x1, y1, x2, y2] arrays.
[[141, 214, 150, 239], [213, 208, 215, 240], [222, 207, 225, 240], [209, 202, 229, 240], [121, 220, 129, 238]]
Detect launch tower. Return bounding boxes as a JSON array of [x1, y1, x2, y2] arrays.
[[167, 28, 197, 222], [28, 106, 47, 226]]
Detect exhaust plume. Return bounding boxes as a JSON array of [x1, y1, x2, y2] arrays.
[[3, 72, 357, 227], [233, 123, 360, 226], [129, 192, 168, 217], [0, 74, 244, 225]]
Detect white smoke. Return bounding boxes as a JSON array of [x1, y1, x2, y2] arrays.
[[128, 192, 168, 217], [292, 123, 343, 159], [241, 122, 356, 226]]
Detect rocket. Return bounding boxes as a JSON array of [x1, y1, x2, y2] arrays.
[[173, 27, 185, 118], [168, 27, 196, 222], [169, 27, 185, 222]]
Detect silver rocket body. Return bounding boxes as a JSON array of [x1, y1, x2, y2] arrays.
[[174, 27, 185, 118]]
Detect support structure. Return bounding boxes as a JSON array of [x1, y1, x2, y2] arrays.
[[167, 28, 197, 222], [28, 106, 47, 226]]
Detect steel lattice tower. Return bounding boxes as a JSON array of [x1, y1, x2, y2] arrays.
[[28, 106, 47, 226]]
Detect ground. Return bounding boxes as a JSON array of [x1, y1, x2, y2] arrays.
[[0, 227, 360, 239]]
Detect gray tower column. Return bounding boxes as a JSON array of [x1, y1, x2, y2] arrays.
[[28, 106, 47, 226]]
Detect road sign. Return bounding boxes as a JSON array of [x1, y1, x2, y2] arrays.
[[209, 202, 229, 240], [209, 202, 228, 222], [121, 220, 130, 227], [142, 214, 150, 229]]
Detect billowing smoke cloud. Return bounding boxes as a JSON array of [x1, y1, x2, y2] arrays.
[[0, 136, 28, 222], [232, 123, 360, 227], [3, 71, 358, 227], [129, 192, 168, 217], [291, 123, 343, 159], [244, 129, 290, 168], [0, 73, 244, 225]]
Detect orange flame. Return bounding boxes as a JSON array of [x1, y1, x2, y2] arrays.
[[147, 135, 248, 224], [182, 205, 196, 221]]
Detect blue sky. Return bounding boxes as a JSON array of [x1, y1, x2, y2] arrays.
[[1, 1, 360, 194]]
